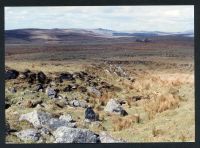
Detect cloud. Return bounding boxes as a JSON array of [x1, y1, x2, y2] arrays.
[[5, 6, 194, 32]]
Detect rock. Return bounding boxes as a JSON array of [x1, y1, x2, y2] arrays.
[[87, 87, 101, 97], [19, 110, 52, 128], [53, 127, 100, 143], [38, 127, 51, 136], [19, 110, 76, 131], [19, 73, 27, 79], [85, 107, 98, 121], [99, 132, 124, 143], [59, 114, 73, 122], [5, 69, 19, 80], [16, 129, 41, 142], [69, 99, 87, 108], [37, 71, 46, 84], [69, 99, 80, 107], [46, 87, 59, 98], [104, 99, 128, 116], [45, 118, 76, 131], [104, 99, 122, 113], [59, 73, 74, 81]]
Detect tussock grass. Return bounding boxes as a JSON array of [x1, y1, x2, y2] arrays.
[[111, 114, 140, 131], [144, 93, 180, 120]]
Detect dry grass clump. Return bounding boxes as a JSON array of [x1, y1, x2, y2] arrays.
[[99, 92, 111, 106], [112, 114, 140, 131], [144, 93, 180, 120]]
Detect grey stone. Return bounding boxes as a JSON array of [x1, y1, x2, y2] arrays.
[[59, 114, 73, 122], [69, 100, 87, 108], [46, 87, 58, 98], [16, 129, 41, 142], [69, 99, 80, 107], [53, 126, 100, 143], [45, 118, 76, 131], [104, 99, 128, 116]]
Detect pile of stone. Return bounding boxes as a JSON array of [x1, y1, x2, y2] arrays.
[[15, 110, 102, 143]]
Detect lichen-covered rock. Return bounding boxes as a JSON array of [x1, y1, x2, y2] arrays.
[[53, 126, 100, 143], [16, 129, 41, 142], [104, 99, 128, 116]]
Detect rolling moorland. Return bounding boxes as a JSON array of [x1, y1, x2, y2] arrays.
[[5, 28, 194, 143]]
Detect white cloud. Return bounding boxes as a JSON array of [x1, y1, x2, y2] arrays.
[[5, 6, 194, 32]]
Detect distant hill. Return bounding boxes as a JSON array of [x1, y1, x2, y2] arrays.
[[5, 28, 194, 44]]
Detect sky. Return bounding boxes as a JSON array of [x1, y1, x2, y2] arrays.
[[5, 6, 194, 32]]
